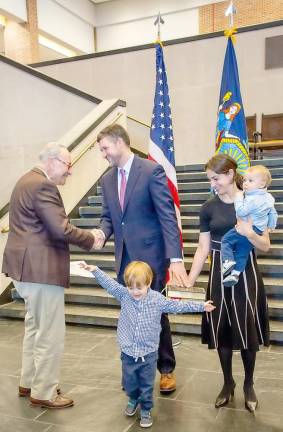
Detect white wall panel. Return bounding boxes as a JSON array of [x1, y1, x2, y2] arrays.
[[37, 0, 95, 53], [0, 0, 26, 22], [97, 8, 199, 51], [37, 25, 283, 165]]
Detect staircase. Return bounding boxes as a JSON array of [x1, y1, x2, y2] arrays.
[[1, 158, 283, 343]]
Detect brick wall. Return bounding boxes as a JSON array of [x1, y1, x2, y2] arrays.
[[4, 0, 39, 64], [199, 0, 283, 34]]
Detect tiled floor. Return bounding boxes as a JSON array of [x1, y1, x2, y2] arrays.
[[0, 318, 283, 432]]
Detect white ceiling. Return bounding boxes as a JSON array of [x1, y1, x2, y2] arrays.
[[89, 0, 113, 3]]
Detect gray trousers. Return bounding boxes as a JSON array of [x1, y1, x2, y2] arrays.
[[14, 280, 65, 400]]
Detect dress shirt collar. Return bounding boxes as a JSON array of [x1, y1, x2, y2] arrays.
[[119, 153, 134, 176]]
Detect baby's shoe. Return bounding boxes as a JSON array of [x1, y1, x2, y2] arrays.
[[222, 260, 236, 276], [223, 271, 239, 287]]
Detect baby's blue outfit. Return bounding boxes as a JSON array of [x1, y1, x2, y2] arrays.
[[222, 189, 278, 273]]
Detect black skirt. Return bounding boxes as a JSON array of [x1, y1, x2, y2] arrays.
[[201, 240, 270, 351]]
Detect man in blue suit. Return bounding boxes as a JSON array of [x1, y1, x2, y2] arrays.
[[95, 124, 189, 393]]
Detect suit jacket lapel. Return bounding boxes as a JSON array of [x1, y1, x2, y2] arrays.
[[122, 156, 141, 214]]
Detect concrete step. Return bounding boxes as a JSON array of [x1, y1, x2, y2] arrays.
[[11, 286, 283, 319], [88, 189, 283, 207], [87, 192, 213, 206], [95, 182, 210, 195], [70, 270, 117, 286], [1, 300, 283, 342], [72, 214, 283, 229], [179, 202, 283, 215], [12, 286, 207, 307], [177, 190, 283, 203], [176, 158, 283, 173], [71, 216, 200, 228], [69, 252, 283, 279], [65, 288, 283, 316], [71, 243, 116, 254], [80, 202, 283, 218], [181, 228, 283, 245], [70, 241, 283, 260], [181, 243, 283, 259], [176, 167, 283, 182], [177, 172, 208, 182], [66, 269, 283, 298], [71, 228, 283, 243], [95, 179, 283, 196]]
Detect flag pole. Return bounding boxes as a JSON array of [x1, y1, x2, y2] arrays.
[[225, 0, 237, 29], [224, 0, 237, 42], [150, 12, 185, 337], [154, 11, 164, 42], [216, 1, 250, 173]]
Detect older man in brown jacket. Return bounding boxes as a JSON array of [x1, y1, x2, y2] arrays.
[[2, 142, 97, 409]]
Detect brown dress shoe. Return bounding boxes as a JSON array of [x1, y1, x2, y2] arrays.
[[19, 386, 32, 397], [160, 373, 176, 394], [19, 386, 61, 397], [30, 395, 73, 409]]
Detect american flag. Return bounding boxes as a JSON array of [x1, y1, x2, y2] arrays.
[[148, 41, 183, 243]]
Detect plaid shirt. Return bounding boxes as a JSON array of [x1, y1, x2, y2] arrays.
[[93, 268, 205, 358]]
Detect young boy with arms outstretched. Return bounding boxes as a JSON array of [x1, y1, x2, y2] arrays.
[[80, 260, 215, 428]]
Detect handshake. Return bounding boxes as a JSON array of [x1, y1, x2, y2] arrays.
[[91, 229, 105, 250]]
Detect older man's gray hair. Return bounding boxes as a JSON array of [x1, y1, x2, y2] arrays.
[[39, 142, 68, 163]]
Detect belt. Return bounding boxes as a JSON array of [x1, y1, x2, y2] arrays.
[[211, 239, 221, 251]]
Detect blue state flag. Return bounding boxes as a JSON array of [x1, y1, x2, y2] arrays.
[[215, 34, 250, 174]]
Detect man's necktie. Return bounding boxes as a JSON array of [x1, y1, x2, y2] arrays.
[[119, 169, 127, 210]]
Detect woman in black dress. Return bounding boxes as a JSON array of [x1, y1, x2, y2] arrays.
[[187, 154, 270, 412]]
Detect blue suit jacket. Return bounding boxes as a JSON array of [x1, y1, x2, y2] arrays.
[[100, 156, 182, 276]]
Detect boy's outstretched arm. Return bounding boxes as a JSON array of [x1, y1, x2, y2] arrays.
[[160, 295, 215, 314], [80, 262, 127, 301]]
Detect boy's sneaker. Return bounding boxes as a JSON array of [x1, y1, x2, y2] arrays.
[[223, 272, 239, 287], [222, 260, 236, 276], [140, 410, 153, 428], [124, 399, 138, 416]]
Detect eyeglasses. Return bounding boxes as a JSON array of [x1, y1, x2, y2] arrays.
[[54, 157, 72, 170]]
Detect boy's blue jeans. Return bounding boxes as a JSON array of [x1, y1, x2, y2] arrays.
[[121, 351, 158, 411], [221, 226, 263, 273]]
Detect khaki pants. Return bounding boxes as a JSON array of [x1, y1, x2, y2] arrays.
[[14, 281, 65, 400]]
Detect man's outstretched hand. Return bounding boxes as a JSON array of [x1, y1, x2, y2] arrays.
[[168, 261, 190, 287], [91, 229, 105, 250]]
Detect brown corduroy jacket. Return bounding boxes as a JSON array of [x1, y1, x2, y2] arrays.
[[2, 168, 94, 287]]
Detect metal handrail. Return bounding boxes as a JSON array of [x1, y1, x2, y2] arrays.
[[127, 115, 150, 128], [1, 112, 150, 234], [0, 111, 125, 233], [71, 111, 124, 167]]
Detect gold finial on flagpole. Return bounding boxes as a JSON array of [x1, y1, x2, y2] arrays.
[[154, 12, 164, 43]]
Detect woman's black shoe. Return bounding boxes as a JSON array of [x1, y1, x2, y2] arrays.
[[244, 385, 258, 412], [215, 380, 236, 408]]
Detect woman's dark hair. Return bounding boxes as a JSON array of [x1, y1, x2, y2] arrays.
[[205, 153, 243, 189]]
